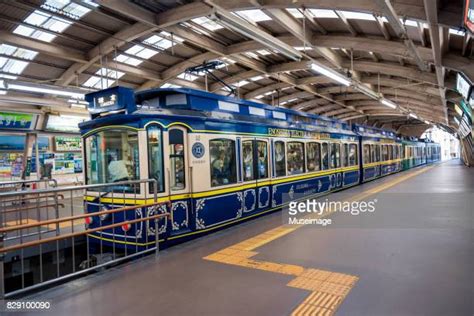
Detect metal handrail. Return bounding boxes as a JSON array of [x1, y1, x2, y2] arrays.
[[0, 201, 167, 234], [0, 212, 169, 253], [0, 179, 156, 199], [0, 193, 65, 204], [0, 179, 57, 188]]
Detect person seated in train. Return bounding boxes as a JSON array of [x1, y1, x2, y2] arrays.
[[107, 155, 131, 182], [211, 151, 230, 185], [275, 143, 285, 162], [257, 152, 266, 178], [243, 145, 253, 179]]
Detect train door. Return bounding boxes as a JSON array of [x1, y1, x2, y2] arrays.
[[241, 138, 270, 213], [168, 127, 192, 235], [330, 141, 342, 189], [255, 139, 270, 211]]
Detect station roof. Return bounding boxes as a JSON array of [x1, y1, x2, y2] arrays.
[[0, 0, 470, 136]]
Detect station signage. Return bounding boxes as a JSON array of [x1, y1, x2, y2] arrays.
[[0, 111, 37, 130], [268, 128, 331, 139]]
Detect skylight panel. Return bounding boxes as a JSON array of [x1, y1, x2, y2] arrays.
[[114, 54, 142, 66], [177, 72, 199, 81], [234, 9, 271, 22], [125, 45, 158, 60], [42, 0, 91, 20], [257, 49, 271, 55], [250, 75, 264, 81], [161, 83, 182, 88], [0, 44, 38, 60], [245, 52, 259, 59], [402, 19, 418, 27], [160, 31, 184, 43], [286, 8, 304, 19], [2, 60, 29, 74], [192, 16, 223, 31], [309, 9, 338, 18], [0, 74, 17, 79], [83, 68, 125, 89], [234, 80, 249, 87], [24, 11, 49, 25], [144, 35, 175, 50], [337, 11, 375, 21], [15, 10, 73, 43], [0, 44, 37, 76]]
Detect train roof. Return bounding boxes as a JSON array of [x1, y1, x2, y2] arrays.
[[83, 86, 400, 139]]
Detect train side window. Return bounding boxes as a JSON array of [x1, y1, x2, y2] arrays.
[[348, 144, 358, 166], [210, 139, 237, 187], [383, 145, 388, 161], [306, 142, 321, 172], [321, 143, 329, 170], [274, 141, 286, 177], [169, 128, 186, 191], [363, 144, 371, 164], [242, 140, 254, 181], [342, 143, 349, 167], [287, 142, 305, 175], [257, 140, 268, 179], [370, 145, 376, 163], [147, 125, 164, 192], [330, 143, 340, 168]]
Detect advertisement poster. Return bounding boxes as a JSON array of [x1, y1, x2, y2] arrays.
[[54, 136, 82, 152]]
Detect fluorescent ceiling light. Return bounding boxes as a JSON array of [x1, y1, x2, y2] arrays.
[[355, 83, 380, 99], [424, 120, 430, 124], [453, 117, 460, 125], [7, 83, 85, 99], [381, 98, 397, 109], [311, 63, 351, 86], [210, 10, 302, 61], [408, 113, 418, 119]]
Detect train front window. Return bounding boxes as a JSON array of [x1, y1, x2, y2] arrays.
[[85, 129, 140, 193]]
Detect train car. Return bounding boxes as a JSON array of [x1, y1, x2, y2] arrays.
[[353, 125, 402, 183], [401, 137, 430, 170], [422, 139, 441, 163], [80, 86, 439, 252]]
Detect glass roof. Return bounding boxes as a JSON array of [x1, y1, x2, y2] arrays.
[[83, 68, 125, 89]]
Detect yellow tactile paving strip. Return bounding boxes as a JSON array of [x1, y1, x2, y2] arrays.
[[204, 165, 435, 315]]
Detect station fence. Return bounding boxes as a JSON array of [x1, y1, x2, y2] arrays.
[[0, 179, 169, 298]]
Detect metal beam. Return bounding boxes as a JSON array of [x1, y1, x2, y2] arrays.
[[374, 0, 429, 71]]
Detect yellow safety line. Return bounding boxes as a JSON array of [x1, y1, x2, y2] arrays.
[[203, 164, 436, 315]]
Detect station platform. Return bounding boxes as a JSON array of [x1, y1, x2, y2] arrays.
[[21, 160, 473, 316]]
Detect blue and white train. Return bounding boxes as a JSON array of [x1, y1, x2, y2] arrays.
[[80, 86, 440, 250]]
